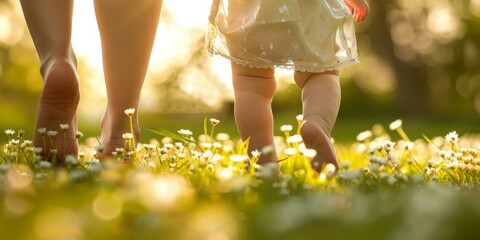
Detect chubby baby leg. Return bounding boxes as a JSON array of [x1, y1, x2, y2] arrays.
[[231, 63, 278, 164], [294, 70, 341, 172]]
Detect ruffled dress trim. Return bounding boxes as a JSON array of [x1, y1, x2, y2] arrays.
[[209, 50, 359, 73]]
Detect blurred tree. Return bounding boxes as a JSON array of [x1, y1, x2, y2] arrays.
[[367, 0, 480, 116]]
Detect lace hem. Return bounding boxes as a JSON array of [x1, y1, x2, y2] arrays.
[[209, 51, 359, 73]]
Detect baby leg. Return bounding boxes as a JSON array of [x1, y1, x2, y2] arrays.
[[231, 63, 278, 164], [94, 0, 162, 155], [20, 0, 79, 162], [294, 71, 341, 171]]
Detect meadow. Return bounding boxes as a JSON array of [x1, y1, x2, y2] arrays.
[[1, 112, 480, 240]]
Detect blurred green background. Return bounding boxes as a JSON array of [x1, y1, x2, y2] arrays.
[[0, 0, 479, 144]]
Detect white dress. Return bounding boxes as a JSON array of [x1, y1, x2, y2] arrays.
[[206, 0, 359, 72]]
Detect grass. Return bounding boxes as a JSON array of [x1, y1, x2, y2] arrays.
[[0, 114, 480, 240]]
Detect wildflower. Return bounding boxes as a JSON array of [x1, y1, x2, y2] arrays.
[[325, 163, 337, 178], [337, 170, 362, 181], [38, 161, 52, 169], [124, 108, 135, 117], [144, 144, 156, 151], [439, 150, 448, 159], [9, 139, 19, 145], [79, 152, 86, 158], [164, 143, 174, 150], [212, 142, 222, 149], [200, 142, 212, 149], [216, 167, 234, 181], [261, 145, 274, 155], [230, 155, 249, 163], [201, 150, 213, 159], [284, 148, 297, 156], [383, 140, 396, 152], [23, 140, 32, 146], [178, 129, 193, 138], [296, 115, 303, 122], [17, 129, 25, 137], [211, 154, 223, 164], [59, 124, 69, 131], [341, 161, 351, 169], [160, 148, 168, 155], [223, 145, 232, 152], [389, 119, 403, 131], [76, 132, 84, 139], [10, 152, 17, 158], [260, 162, 279, 180], [368, 156, 381, 164], [88, 162, 102, 174], [445, 131, 459, 144], [90, 159, 101, 164], [47, 130, 58, 137], [286, 135, 303, 144], [463, 155, 474, 162], [210, 118, 220, 126], [50, 149, 58, 154], [302, 149, 317, 159], [4, 129, 15, 136], [280, 125, 293, 132], [33, 147, 43, 154], [389, 119, 410, 141], [198, 134, 210, 142], [470, 148, 478, 156], [95, 145, 104, 153], [251, 149, 261, 158], [356, 130, 372, 142], [403, 141, 414, 151], [65, 155, 78, 165], [112, 147, 123, 153], [175, 142, 184, 150], [37, 128, 47, 134], [122, 133, 133, 140], [216, 133, 230, 141]]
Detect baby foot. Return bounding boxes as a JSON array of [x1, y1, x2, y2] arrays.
[[34, 57, 80, 164], [100, 109, 140, 158], [300, 120, 339, 172]]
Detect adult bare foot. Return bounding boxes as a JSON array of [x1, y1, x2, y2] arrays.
[[300, 119, 339, 172], [99, 108, 140, 158], [34, 56, 80, 164]]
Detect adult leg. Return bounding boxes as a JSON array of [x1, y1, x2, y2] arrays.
[[20, 0, 80, 162], [94, 0, 162, 154], [294, 71, 341, 171], [231, 63, 278, 164]]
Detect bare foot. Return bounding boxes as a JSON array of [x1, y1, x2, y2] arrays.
[[100, 109, 140, 157], [34, 57, 80, 164], [300, 120, 339, 172]]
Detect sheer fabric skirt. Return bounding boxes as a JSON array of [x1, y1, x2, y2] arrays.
[[206, 0, 359, 72]]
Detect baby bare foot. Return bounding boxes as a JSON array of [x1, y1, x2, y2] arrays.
[[300, 120, 339, 172], [34, 57, 80, 163], [100, 109, 140, 157]]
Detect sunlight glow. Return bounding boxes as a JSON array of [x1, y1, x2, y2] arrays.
[[71, 0, 233, 115]]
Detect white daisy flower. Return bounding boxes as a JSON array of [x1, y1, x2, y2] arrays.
[[389, 119, 403, 131], [124, 108, 135, 117]]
